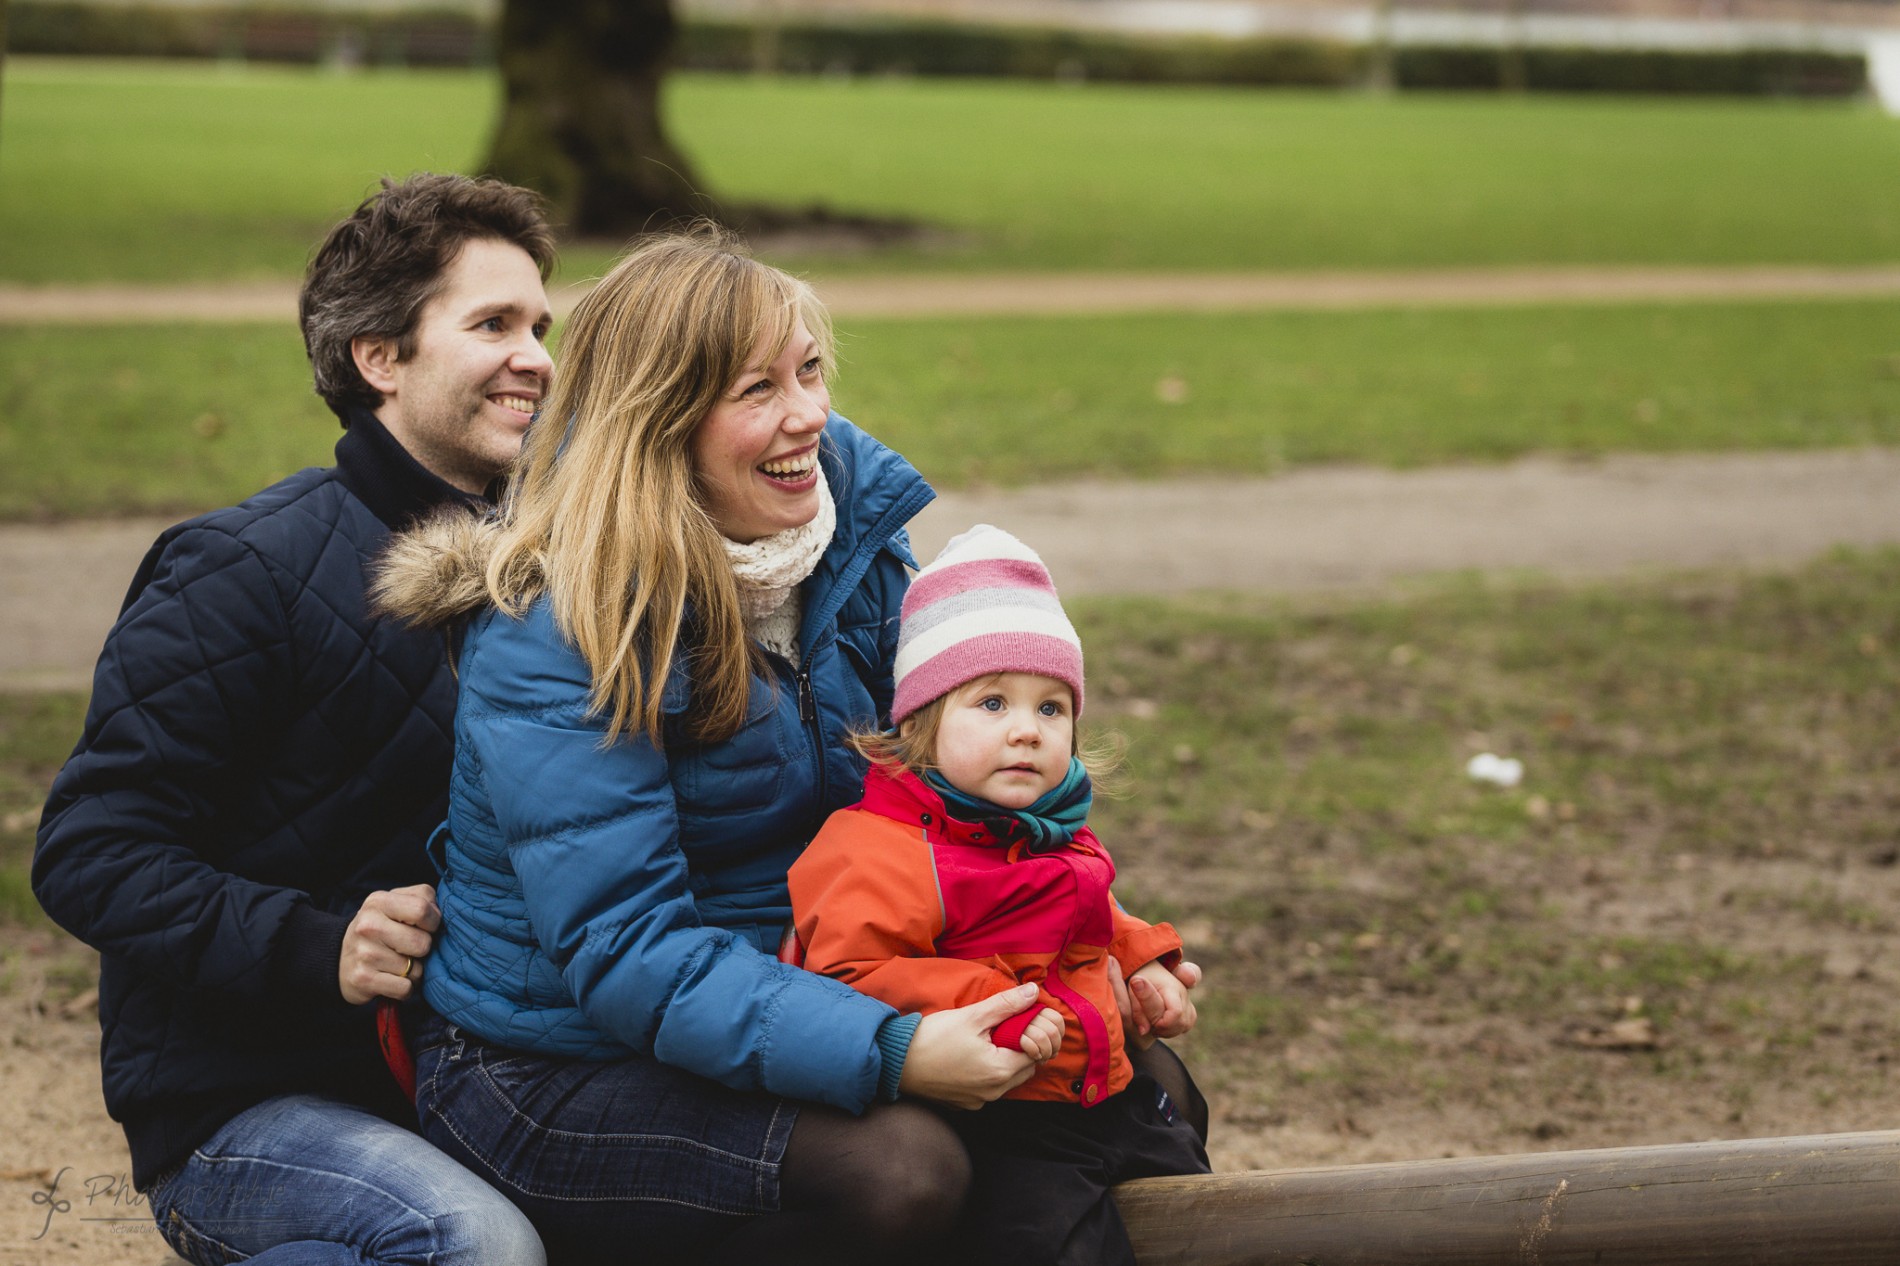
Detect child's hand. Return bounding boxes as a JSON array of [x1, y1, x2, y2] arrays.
[[1128, 960, 1198, 1042], [1018, 1006, 1065, 1061]]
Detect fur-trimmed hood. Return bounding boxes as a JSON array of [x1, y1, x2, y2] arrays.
[[370, 507, 506, 631]]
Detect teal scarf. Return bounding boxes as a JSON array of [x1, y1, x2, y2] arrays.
[[923, 759, 1093, 854]]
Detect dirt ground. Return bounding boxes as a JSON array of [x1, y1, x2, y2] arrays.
[[9, 826, 1898, 1261]]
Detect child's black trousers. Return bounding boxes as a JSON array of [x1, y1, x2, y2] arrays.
[[947, 1071, 1212, 1266]]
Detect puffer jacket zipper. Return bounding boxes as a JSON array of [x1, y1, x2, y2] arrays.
[[791, 451, 934, 841]]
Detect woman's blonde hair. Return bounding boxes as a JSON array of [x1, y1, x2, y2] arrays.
[[849, 681, 1126, 794], [473, 225, 833, 744]]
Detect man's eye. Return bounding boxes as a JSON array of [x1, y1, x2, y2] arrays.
[[479, 317, 504, 333], [533, 323, 551, 342]]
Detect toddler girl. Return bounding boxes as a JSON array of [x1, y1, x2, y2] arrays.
[[787, 524, 1211, 1266]]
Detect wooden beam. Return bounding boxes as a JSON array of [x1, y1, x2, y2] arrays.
[[1115, 1130, 1900, 1266]]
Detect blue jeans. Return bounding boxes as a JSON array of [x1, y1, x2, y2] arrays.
[[410, 1011, 799, 1263], [145, 1093, 545, 1266]]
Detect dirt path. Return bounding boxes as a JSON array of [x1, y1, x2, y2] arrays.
[[6, 446, 1900, 692], [8, 263, 1900, 324]]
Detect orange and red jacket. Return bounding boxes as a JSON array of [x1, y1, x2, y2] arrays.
[[788, 763, 1183, 1108]]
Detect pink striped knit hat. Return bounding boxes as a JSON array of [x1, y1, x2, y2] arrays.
[[891, 524, 1084, 724]]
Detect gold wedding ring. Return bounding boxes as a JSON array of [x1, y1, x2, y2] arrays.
[[401, 956, 415, 979]]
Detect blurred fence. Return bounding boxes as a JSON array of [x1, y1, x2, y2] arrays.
[[2, 0, 1874, 94]]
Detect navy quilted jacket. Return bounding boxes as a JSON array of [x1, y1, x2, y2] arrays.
[[34, 413, 479, 1190], [421, 416, 934, 1112]]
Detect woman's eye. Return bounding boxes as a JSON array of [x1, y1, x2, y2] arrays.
[[742, 378, 772, 398], [800, 357, 823, 377]]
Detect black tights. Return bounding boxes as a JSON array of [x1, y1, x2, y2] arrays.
[[706, 1044, 1203, 1266], [708, 1099, 970, 1266]]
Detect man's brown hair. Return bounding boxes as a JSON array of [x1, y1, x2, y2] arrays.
[[299, 173, 556, 422]]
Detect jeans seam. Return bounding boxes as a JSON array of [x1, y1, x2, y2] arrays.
[[157, 1172, 252, 1266], [758, 1098, 788, 1211]]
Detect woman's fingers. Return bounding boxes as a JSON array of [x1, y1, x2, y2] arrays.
[[901, 989, 1045, 1108]]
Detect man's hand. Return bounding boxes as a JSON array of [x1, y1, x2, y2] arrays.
[[1109, 956, 1203, 1050], [339, 885, 440, 1005]]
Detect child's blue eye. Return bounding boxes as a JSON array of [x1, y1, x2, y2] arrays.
[[979, 697, 1003, 712], [1038, 701, 1062, 717]]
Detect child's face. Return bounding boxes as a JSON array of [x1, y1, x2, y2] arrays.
[[931, 673, 1076, 810]]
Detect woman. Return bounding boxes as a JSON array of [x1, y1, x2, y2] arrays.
[[373, 228, 1056, 1265]]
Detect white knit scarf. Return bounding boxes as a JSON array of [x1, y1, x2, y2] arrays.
[[721, 468, 836, 661]]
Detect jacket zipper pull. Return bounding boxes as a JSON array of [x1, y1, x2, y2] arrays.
[[796, 668, 815, 723]]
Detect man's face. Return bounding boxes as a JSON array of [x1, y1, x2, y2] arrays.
[[368, 237, 554, 494]]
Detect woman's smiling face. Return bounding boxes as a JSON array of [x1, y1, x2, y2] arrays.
[[692, 319, 830, 543]]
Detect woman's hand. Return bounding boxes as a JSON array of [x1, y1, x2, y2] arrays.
[[898, 983, 1047, 1110]]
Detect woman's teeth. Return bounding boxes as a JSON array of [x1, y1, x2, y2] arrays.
[[759, 456, 815, 480]]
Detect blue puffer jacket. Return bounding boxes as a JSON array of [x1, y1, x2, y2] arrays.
[[422, 416, 933, 1114]]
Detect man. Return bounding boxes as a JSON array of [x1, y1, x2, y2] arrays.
[[34, 173, 554, 1264]]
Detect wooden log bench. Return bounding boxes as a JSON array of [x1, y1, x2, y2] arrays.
[[1115, 1130, 1900, 1265]]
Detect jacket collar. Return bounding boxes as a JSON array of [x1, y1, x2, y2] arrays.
[[860, 763, 1101, 858], [796, 413, 935, 663], [333, 407, 490, 530]]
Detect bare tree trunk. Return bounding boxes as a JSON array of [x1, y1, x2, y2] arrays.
[[1366, 0, 1395, 92], [484, 0, 715, 238], [1500, 0, 1528, 92]]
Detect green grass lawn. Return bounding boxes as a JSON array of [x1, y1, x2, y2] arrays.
[[1082, 545, 1900, 1149], [5, 58, 1900, 283], [7, 297, 1899, 518], [8, 550, 1898, 1150]]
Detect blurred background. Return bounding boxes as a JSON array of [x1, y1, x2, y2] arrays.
[[3, 1, 1900, 1258]]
